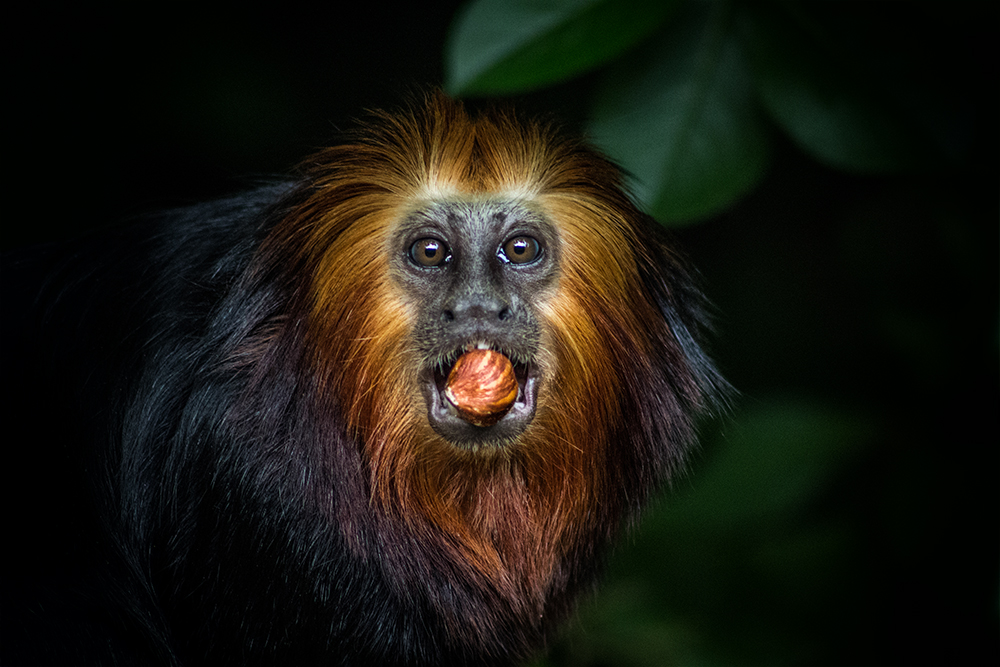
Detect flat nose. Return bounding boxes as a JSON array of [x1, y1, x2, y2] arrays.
[[443, 295, 510, 323]]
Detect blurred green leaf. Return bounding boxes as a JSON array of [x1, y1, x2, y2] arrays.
[[667, 398, 876, 530], [587, 2, 770, 225], [740, 4, 929, 173], [535, 582, 703, 667], [445, 0, 676, 96]]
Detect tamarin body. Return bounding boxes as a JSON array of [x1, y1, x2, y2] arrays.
[[1, 94, 725, 666]]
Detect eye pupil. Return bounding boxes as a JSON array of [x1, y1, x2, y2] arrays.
[[502, 236, 540, 264]]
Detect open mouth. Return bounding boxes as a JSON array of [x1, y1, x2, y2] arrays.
[[421, 341, 539, 448]]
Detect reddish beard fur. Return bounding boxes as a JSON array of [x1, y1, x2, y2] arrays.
[[255, 93, 716, 651]]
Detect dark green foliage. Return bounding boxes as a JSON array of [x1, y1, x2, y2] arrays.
[[446, 0, 970, 225]]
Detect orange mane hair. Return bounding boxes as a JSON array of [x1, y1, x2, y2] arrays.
[[255, 93, 713, 648]]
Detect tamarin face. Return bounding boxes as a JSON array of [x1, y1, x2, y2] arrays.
[[390, 199, 559, 446]]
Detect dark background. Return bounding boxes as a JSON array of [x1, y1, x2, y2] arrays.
[[6, 3, 997, 666]]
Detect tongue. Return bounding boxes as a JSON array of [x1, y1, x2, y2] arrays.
[[443, 349, 518, 427]]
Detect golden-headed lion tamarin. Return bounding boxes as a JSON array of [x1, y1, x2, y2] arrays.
[[1, 93, 725, 666]]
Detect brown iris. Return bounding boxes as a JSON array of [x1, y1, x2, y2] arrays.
[[501, 236, 540, 264], [409, 238, 450, 267]]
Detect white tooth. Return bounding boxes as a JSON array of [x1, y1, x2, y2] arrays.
[[476, 341, 489, 350]]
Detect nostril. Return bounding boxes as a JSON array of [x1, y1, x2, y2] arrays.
[[446, 297, 510, 324]]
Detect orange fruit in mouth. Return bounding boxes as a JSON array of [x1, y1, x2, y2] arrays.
[[443, 349, 518, 427]]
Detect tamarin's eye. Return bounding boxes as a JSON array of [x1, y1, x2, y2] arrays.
[[410, 238, 450, 267], [500, 236, 541, 265]]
